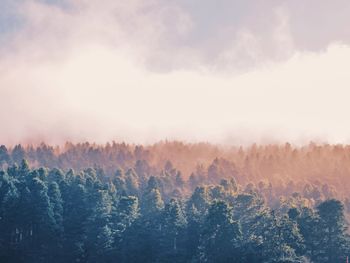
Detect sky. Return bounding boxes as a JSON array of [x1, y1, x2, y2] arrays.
[[1, 0, 350, 145]]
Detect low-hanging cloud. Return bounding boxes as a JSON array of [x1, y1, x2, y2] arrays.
[[1, 0, 350, 145]]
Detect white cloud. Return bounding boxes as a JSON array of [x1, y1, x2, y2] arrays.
[[1, 0, 350, 145]]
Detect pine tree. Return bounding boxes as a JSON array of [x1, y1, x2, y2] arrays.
[[111, 195, 139, 261], [145, 188, 164, 212], [0, 171, 20, 261], [296, 207, 319, 261], [62, 180, 88, 262], [185, 204, 202, 262], [84, 190, 113, 262], [158, 198, 187, 262], [198, 200, 242, 262], [127, 178, 165, 263], [125, 169, 140, 196], [0, 145, 10, 167], [187, 186, 211, 215], [314, 199, 350, 263], [27, 176, 56, 262], [11, 145, 26, 165], [257, 211, 302, 263]]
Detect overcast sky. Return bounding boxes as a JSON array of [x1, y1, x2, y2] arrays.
[[1, 0, 350, 145]]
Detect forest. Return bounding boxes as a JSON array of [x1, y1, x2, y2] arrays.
[[0, 141, 350, 262]]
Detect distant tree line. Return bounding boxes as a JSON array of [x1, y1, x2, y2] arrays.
[[1, 142, 350, 209], [0, 159, 349, 262]]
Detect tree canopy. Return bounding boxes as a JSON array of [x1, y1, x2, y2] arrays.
[[0, 158, 349, 262]]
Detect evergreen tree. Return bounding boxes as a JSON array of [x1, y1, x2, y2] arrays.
[[314, 199, 350, 263], [47, 182, 64, 262], [0, 161, 349, 263], [158, 198, 187, 262], [187, 186, 211, 215], [185, 203, 202, 261], [125, 169, 140, 196], [0, 171, 20, 262], [62, 181, 88, 262], [112, 195, 139, 261], [84, 190, 113, 262], [127, 177, 165, 263], [0, 145, 10, 166], [198, 200, 242, 262], [143, 187, 164, 213], [27, 176, 56, 262], [11, 145, 26, 165]]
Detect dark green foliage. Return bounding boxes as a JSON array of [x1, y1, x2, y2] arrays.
[[198, 200, 242, 262], [0, 145, 10, 166], [314, 199, 350, 263], [11, 145, 26, 165], [158, 198, 187, 262], [0, 162, 349, 263]]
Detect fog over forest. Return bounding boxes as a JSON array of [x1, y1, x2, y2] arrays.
[[2, 0, 350, 262]]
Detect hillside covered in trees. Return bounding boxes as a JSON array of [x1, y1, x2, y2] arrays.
[[1, 142, 350, 262]]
